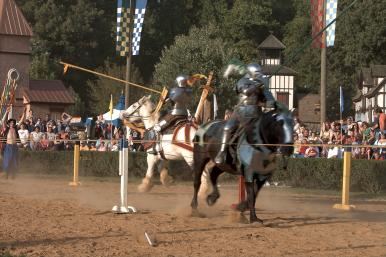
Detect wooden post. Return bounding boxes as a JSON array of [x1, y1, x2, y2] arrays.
[[69, 142, 81, 186], [194, 72, 214, 124], [333, 149, 355, 210]]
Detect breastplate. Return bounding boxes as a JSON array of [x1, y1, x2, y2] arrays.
[[236, 78, 260, 105]]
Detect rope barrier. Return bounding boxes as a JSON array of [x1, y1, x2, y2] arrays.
[[0, 137, 384, 149]]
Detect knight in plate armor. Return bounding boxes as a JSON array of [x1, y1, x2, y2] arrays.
[[214, 63, 276, 164], [154, 75, 192, 133]]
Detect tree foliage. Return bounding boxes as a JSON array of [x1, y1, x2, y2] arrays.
[[14, 0, 386, 119], [154, 25, 237, 114]]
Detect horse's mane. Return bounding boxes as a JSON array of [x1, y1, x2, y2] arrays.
[[247, 111, 282, 151]]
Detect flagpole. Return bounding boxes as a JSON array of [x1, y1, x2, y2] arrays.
[[320, 0, 327, 125], [125, 0, 136, 109]]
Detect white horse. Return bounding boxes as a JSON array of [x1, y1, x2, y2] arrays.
[[120, 95, 211, 196]]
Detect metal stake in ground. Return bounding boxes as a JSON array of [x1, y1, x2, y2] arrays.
[[112, 139, 137, 213]]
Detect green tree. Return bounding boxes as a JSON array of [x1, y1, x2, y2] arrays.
[[88, 60, 144, 115], [154, 25, 237, 115], [16, 0, 116, 114]]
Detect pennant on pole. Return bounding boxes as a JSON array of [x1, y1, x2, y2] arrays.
[[213, 94, 218, 119], [326, 0, 338, 47], [339, 86, 344, 114], [109, 94, 114, 117], [311, 0, 325, 48], [116, 0, 132, 56], [132, 0, 148, 55], [63, 64, 69, 74]]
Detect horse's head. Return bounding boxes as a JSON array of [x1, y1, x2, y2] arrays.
[[120, 95, 154, 123], [258, 107, 294, 157]]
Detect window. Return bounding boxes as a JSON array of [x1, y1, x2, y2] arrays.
[[276, 92, 289, 107]]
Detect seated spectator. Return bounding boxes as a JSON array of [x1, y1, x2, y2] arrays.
[[298, 139, 308, 157], [373, 151, 384, 160], [374, 132, 386, 156], [362, 122, 371, 142], [40, 134, 51, 150], [292, 133, 301, 157], [89, 142, 97, 151], [53, 135, 64, 151], [98, 141, 107, 152], [59, 127, 68, 140], [111, 140, 119, 151], [18, 123, 29, 149], [304, 140, 319, 158], [30, 126, 43, 150], [308, 131, 319, 142], [80, 141, 89, 151], [46, 126, 56, 142], [327, 146, 343, 159], [320, 121, 332, 143], [96, 136, 105, 149]]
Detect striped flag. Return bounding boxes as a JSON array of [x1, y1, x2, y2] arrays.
[[326, 0, 338, 47], [116, 0, 132, 56], [310, 0, 325, 48], [340, 86, 344, 114], [132, 0, 148, 55]]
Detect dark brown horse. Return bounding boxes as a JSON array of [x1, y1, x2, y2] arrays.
[[191, 108, 293, 224]]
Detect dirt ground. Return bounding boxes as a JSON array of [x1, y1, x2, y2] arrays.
[[0, 174, 385, 257]]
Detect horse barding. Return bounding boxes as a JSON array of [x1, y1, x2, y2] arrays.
[[120, 95, 212, 195], [191, 103, 294, 224]]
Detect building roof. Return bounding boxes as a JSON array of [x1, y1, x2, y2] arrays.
[[352, 90, 362, 102], [0, 0, 33, 36], [24, 80, 74, 104], [370, 65, 386, 78], [364, 78, 386, 98], [258, 34, 286, 50], [262, 65, 297, 76], [358, 67, 373, 89]]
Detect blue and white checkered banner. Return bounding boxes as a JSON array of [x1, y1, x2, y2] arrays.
[[326, 0, 338, 47], [132, 0, 147, 56], [116, 0, 131, 56]]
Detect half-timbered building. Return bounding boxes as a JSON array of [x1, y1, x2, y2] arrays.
[[259, 34, 297, 110], [353, 65, 386, 122]]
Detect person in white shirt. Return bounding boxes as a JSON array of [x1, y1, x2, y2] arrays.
[[17, 123, 29, 148], [30, 126, 43, 150]]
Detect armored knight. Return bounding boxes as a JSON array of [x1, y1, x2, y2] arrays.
[[154, 75, 192, 133], [214, 63, 276, 164]]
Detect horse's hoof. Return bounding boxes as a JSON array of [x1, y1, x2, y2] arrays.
[[160, 174, 174, 187], [235, 201, 249, 212], [206, 193, 219, 206], [191, 209, 206, 218], [250, 217, 264, 226], [138, 178, 153, 193], [229, 212, 249, 224]]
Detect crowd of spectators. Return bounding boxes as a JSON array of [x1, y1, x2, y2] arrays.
[[292, 107, 386, 160], [3, 107, 386, 160], [2, 111, 142, 152]]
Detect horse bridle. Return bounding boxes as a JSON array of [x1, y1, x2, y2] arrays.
[[123, 98, 155, 120]]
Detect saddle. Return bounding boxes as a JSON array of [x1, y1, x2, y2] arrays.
[[142, 119, 196, 152]]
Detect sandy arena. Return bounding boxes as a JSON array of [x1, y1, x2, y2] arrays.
[[0, 174, 385, 257]]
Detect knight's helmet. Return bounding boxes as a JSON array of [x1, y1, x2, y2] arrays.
[[246, 63, 263, 80], [175, 75, 189, 87]]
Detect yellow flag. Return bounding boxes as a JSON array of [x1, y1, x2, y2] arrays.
[[109, 94, 113, 117], [63, 64, 69, 74]]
